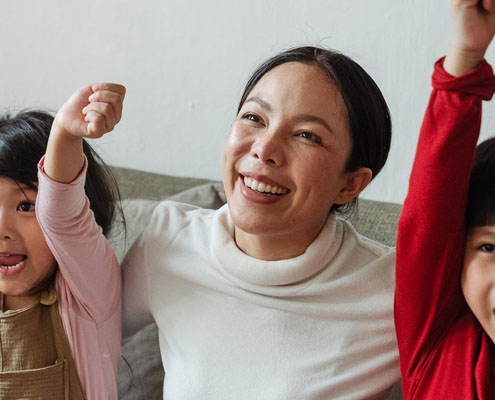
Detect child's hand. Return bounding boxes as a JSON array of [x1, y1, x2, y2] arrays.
[[445, 0, 495, 76], [53, 83, 126, 139], [45, 83, 125, 184]]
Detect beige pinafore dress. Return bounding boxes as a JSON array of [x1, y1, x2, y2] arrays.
[[0, 289, 86, 400]]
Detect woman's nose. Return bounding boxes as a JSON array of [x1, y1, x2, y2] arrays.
[[250, 128, 286, 166]]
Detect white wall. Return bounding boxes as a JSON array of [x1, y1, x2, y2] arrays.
[[2, 0, 495, 204]]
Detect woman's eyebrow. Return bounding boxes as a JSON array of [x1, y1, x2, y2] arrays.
[[245, 97, 272, 111], [292, 114, 335, 135]]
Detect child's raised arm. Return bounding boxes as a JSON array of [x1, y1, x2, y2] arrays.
[[32, 84, 126, 398], [395, 1, 495, 398], [45, 83, 125, 183], [36, 83, 126, 321]]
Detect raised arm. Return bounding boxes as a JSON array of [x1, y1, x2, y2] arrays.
[[395, 0, 495, 384], [37, 83, 126, 321]]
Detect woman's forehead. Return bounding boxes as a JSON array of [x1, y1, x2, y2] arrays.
[[246, 62, 348, 128], [250, 62, 341, 102]]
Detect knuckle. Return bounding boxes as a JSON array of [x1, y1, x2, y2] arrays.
[[102, 103, 112, 114]]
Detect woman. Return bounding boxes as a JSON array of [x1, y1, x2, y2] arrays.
[[122, 47, 399, 399]]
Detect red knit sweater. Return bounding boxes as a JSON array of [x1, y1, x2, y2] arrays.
[[395, 59, 495, 399]]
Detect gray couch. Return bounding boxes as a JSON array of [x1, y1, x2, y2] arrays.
[[111, 167, 404, 400]]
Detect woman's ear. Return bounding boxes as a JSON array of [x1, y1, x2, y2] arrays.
[[334, 167, 373, 205]]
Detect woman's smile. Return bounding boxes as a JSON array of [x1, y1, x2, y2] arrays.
[[242, 175, 289, 196]]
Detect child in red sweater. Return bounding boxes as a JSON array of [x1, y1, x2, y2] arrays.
[[395, 0, 495, 398]]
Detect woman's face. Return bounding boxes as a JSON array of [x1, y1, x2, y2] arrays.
[[222, 62, 370, 259]]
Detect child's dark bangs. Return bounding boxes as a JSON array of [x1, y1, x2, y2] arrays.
[[0, 140, 39, 188], [0, 111, 51, 187], [466, 136, 495, 228], [466, 186, 495, 228]]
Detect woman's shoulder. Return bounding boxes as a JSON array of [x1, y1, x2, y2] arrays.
[[313, 216, 395, 298], [330, 218, 396, 281], [336, 217, 394, 258], [152, 200, 217, 222], [143, 200, 219, 239]]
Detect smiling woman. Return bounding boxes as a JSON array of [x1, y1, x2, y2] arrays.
[[223, 59, 379, 260], [122, 46, 399, 399]]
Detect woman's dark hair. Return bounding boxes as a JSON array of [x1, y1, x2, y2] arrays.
[[0, 110, 121, 236], [466, 136, 495, 228], [237, 46, 392, 213]]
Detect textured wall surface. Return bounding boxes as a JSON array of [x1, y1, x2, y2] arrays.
[[2, 0, 495, 203]]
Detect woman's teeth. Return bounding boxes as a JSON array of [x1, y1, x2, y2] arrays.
[[243, 177, 288, 195]]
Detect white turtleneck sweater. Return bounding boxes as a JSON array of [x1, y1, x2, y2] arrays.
[[122, 202, 399, 400]]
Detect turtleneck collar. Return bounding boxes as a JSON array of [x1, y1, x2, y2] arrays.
[[210, 205, 343, 295]]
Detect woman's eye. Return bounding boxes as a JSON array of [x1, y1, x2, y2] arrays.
[[243, 113, 261, 123], [297, 131, 322, 145], [17, 201, 35, 212], [480, 243, 495, 253]]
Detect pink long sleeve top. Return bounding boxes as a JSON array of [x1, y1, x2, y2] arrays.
[[36, 157, 122, 400]]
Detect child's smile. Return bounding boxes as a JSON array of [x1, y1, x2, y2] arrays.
[[0, 253, 27, 275], [0, 177, 56, 310]]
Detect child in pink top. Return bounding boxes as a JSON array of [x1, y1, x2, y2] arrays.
[[396, 1, 495, 398], [0, 83, 125, 399]]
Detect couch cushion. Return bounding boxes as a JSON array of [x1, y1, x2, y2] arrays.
[[112, 167, 215, 201], [346, 199, 402, 247], [118, 323, 164, 400]]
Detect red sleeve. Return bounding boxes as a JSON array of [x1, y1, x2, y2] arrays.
[[395, 58, 495, 384]]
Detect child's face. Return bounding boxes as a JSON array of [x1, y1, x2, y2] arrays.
[[0, 177, 56, 305], [462, 225, 495, 343]]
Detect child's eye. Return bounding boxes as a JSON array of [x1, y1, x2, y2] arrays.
[[479, 243, 495, 253], [296, 131, 322, 145], [17, 201, 35, 212]]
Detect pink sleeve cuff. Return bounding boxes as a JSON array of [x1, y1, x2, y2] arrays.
[[37, 155, 88, 187]]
